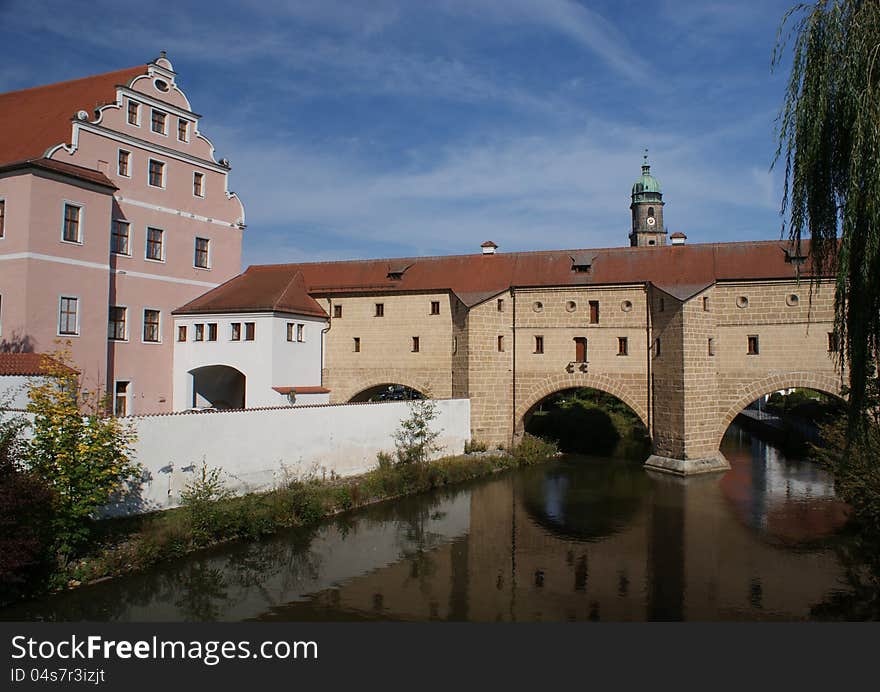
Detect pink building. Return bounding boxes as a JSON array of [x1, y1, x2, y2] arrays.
[[0, 53, 245, 414]]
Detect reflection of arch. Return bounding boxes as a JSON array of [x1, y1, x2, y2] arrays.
[[515, 374, 648, 438], [714, 371, 844, 449], [189, 365, 246, 409], [349, 382, 428, 403]]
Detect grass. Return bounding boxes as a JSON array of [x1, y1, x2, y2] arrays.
[[59, 434, 557, 589]]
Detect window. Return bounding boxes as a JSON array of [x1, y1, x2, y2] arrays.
[[0, 199, 4, 238], [828, 332, 838, 352], [497, 335, 504, 352], [497, 298, 504, 312], [231, 323, 241, 341], [111, 220, 130, 255], [333, 304, 342, 318], [193, 171, 204, 197], [151, 109, 167, 134], [708, 338, 715, 356], [702, 296, 710, 311], [58, 297, 78, 335], [194, 323, 204, 341], [177, 325, 187, 342], [353, 337, 361, 352], [117, 149, 130, 177], [747, 335, 760, 355], [148, 160, 165, 187], [375, 303, 384, 317], [412, 336, 420, 352], [108, 306, 127, 341], [178, 119, 189, 142], [430, 301, 440, 315], [143, 309, 160, 342], [618, 337, 628, 356], [244, 322, 255, 340], [452, 336, 457, 354], [127, 100, 140, 125], [648, 206, 655, 218], [62, 203, 81, 243], [297, 323, 304, 342], [589, 301, 599, 324], [534, 335, 544, 354], [146, 227, 164, 261], [654, 337, 661, 358], [207, 323, 217, 341], [194, 237, 209, 268], [574, 337, 588, 363], [287, 323, 295, 342], [114, 382, 129, 417]]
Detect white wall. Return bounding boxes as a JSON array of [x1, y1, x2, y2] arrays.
[[0, 375, 39, 410], [111, 398, 471, 515], [172, 311, 328, 409]]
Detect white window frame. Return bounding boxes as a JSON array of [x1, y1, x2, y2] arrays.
[[60, 200, 84, 245], [297, 323, 305, 342], [192, 171, 205, 198], [145, 226, 165, 263], [147, 159, 166, 189], [57, 295, 80, 337], [0, 197, 6, 240], [177, 118, 190, 143], [150, 108, 168, 136], [113, 380, 132, 417], [108, 304, 129, 342], [193, 236, 210, 270], [142, 307, 162, 344], [127, 99, 141, 127], [117, 148, 131, 177], [111, 219, 131, 256]]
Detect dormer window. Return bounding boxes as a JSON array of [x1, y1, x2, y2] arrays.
[[783, 247, 808, 265], [570, 252, 593, 274], [387, 262, 411, 280]]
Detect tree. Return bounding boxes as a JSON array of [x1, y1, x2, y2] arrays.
[[773, 0, 880, 433], [393, 394, 442, 466], [25, 349, 139, 557]]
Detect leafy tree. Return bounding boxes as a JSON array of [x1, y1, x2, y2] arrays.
[[25, 349, 139, 557], [773, 0, 880, 431], [393, 394, 442, 466]]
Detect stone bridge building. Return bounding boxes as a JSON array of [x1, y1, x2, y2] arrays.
[[175, 159, 840, 474]]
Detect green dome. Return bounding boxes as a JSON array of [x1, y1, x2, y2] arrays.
[[631, 153, 662, 202]]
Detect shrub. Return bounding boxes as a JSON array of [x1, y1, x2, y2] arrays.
[[512, 433, 558, 466], [464, 439, 488, 454], [393, 396, 442, 465], [180, 462, 233, 544]]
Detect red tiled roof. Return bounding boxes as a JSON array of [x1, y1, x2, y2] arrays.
[[175, 239, 828, 314], [272, 386, 331, 395], [0, 157, 116, 189], [670, 232, 687, 239], [0, 65, 147, 166], [0, 353, 78, 376]]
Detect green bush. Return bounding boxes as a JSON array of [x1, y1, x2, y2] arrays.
[[180, 463, 233, 544], [512, 433, 559, 466]]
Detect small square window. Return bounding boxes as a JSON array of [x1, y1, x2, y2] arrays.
[[231, 323, 241, 341], [747, 335, 759, 355], [207, 323, 217, 341], [151, 109, 167, 135], [412, 336, 420, 352], [534, 335, 544, 354], [177, 325, 187, 342], [244, 322, 255, 341], [618, 337, 628, 356], [430, 301, 440, 315], [375, 303, 384, 317], [333, 304, 342, 318]]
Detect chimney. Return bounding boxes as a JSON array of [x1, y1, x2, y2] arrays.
[[481, 240, 498, 255], [670, 232, 687, 246]]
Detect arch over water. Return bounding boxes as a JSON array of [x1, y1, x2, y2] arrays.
[[349, 382, 427, 403], [515, 374, 648, 438], [189, 365, 246, 409], [713, 371, 845, 450]]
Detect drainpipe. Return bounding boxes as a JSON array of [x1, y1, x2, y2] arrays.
[[511, 287, 517, 450], [320, 298, 333, 390]]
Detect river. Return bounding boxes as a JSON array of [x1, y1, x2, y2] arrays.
[[0, 423, 864, 621]]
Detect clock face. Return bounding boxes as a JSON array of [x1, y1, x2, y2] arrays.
[[646, 216, 656, 226]]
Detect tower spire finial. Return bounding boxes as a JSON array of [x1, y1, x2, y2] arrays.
[[642, 148, 650, 174]]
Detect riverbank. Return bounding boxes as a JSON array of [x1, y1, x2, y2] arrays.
[[13, 435, 557, 606]]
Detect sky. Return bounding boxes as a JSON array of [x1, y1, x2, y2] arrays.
[[0, 0, 803, 268]]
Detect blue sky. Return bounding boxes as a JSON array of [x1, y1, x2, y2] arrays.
[[1, 0, 801, 268]]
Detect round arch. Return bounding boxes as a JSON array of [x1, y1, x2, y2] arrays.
[[189, 364, 246, 409], [713, 371, 845, 449], [348, 382, 427, 403], [342, 377, 425, 402], [515, 374, 649, 438]]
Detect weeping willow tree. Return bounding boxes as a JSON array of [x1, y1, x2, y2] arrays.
[[773, 0, 880, 434]]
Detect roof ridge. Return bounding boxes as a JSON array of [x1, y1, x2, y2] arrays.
[[0, 65, 147, 99]]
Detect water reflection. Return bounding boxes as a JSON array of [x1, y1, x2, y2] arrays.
[[0, 425, 864, 621]]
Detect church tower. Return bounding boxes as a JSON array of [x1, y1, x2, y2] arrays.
[[629, 151, 666, 247]]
